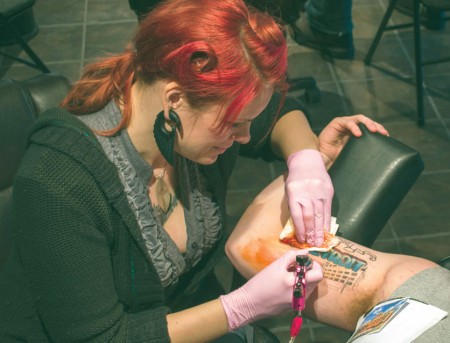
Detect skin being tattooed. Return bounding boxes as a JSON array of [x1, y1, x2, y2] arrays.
[[305, 237, 384, 328], [232, 232, 383, 329], [225, 175, 437, 332], [310, 237, 376, 294]]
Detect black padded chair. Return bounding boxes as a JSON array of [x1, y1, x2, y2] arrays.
[[329, 124, 424, 246], [0, 73, 70, 270], [0, 0, 50, 73], [364, 0, 450, 127]]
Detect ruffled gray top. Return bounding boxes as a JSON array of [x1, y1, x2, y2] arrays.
[[78, 101, 222, 288]]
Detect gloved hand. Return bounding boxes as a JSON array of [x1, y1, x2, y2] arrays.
[[286, 149, 334, 246], [219, 249, 323, 331]]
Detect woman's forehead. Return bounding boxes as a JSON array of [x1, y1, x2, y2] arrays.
[[236, 86, 274, 121]]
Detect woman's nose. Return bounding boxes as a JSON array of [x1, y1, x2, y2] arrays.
[[232, 125, 251, 144]]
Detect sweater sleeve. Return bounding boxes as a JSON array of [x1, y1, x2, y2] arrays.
[[239, 92, 310, 161], [13, 144, 171, 342]]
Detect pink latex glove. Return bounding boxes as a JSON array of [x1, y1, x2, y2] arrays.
[[286, 149, 334, 246], [219, 249, 323, 331]]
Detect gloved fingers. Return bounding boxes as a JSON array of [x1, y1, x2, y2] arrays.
[[221, 250, 315, 330], [285, 249, 310, 272], [288, 199, 306, 243], [301, 199, 315, 245], [323, 197, 332, 234], [268, 250, 305, 295], [306, 261, 323, 282], [280, 251, 311, 285], [261, 249, 304, 280], [305, 261, 323, 299], [298, 197, 315, 244], [305, 261, 323, 284], [280, 249, 308, 269], [312, 199, 324, 247]]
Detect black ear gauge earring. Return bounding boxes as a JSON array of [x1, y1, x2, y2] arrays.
[[153, 109, 182, 166], [168, 108, 182, 132]]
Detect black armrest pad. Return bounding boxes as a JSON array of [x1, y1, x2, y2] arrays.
[[22, 73, 71, 116], [0, 73, 71, 191], [329, 125, 424, 247]]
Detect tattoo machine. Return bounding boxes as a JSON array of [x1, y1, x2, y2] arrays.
[[289, 255, 309, 343]]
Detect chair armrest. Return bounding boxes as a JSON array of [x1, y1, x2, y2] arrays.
[[21, 73, 71, 117], [329, 125, 424, 247], [0, 73, 71, 191]]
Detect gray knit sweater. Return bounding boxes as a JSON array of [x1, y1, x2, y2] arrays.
[[0, 93, 306, 342]]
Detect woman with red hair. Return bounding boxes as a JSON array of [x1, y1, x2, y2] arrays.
[[0, 0, 386, 342]]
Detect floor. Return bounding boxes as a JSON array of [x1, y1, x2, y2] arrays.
[[1, 0, 449, 342]]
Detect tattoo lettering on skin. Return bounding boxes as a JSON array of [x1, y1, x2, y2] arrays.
[[310, 240, 376, 293], [311, 249, 367, 272], [338, 239, 377, 262]]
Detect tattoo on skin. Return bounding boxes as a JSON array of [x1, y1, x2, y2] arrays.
[[237, 234, 385, 326], [339, 241, 377, 261], [311, 238, 378, 294], [239, 236, 379, 298]]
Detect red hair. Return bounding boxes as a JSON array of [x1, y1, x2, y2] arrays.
[[61, 0, 288, 135]]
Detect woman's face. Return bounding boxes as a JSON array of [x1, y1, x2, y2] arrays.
[[174, 86, 273, 165]]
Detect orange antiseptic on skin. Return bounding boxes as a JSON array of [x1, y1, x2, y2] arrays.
[[240, 237, 279, 272]]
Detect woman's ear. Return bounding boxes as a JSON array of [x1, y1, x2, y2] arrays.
[[163, 82, 183, 111]]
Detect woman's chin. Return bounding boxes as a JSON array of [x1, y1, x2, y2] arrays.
[[195, 152, 220, 165], [199, 155, 219, 165], [182, 149, 224, 165]]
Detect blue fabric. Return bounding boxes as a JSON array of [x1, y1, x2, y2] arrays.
[[305, 0, 353, 34]]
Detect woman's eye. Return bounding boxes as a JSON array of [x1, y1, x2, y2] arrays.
[[226, 121, 240, 129], [227, 121, 251, 130]]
